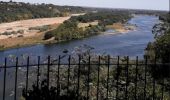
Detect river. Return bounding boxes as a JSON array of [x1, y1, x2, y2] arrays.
[[0, 15, 160, 99], [0, 15, 159, 61]]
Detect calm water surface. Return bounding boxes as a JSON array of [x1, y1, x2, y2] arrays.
[[0, 15, 160, 100], [0, 15, 159, 60]]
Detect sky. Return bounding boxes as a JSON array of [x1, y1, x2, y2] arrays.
[[2, 0, 170, 11]]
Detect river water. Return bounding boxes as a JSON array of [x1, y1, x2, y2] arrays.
[[0, 15, 159, 60], [0, 15, 160, 99]]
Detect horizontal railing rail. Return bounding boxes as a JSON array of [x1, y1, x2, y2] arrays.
[[0, 55, 169, 100]]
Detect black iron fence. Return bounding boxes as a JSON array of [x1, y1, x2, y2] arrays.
[[0, 55, 170, 100]]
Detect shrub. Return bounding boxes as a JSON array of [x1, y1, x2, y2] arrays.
[[22, 79, 86, 100], [44, 31, 54, 40]]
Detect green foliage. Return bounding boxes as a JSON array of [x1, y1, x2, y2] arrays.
[[0, 45, 4, 50], [44, 11, 131, 42], [44, 31, 54, 40], [0, 1, 86, 23], [146, 14, 170, 62], [22, 80, 86, 100], [146, 14, 170, 79], [73, 11, 131, 25], [29, 25, 50, 32]]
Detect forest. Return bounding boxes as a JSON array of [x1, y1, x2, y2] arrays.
[[0, 1, 166, 24], [0, 1, 86, 23]]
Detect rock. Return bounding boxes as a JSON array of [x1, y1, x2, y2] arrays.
[[63, 49, 68, 53]]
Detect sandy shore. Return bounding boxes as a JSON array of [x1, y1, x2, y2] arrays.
[[0, 16, 71, 50], [105, 23, 136, 35], [0, 14, 87, 50], [0, 17, 70, 40], [0, 15, 135, 50]]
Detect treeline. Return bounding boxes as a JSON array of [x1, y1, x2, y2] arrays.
[[146, 13, 170, 80], [73, 11, 131, 25], [148, 13, 170, 63], [44, 19, 106, 41], [0, 1, 85, 23], [44, 12, 132, 41]]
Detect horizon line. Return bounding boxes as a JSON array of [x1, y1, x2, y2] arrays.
[[3, 0, 169, 12]]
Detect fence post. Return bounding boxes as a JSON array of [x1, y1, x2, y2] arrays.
[[96, 56, 100, 100], [125, 56, 129, 100], [77, 55, 81, 100], [144, 56, 147, 100], [87, 56, 91, 100], [3, 58, 7, 100], [67, 55, 71, 95], [57, 55, 61, 98], [116, 56, 120, 100], [161, 60, 165, 100], [106, 55, 110, 99], [135, 56, 138, 99], [161, 77, 164, 100], [153, 56, 156, 100], [37, 56, 40, 87], [47, 56, 51, 89], [14, 57, 18, 100], [26, 56, 29, 99]]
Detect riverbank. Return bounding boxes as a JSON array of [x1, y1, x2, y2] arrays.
[[105, 23, 136, 35], [0, 14, 86, 51], [0, 12, 133, 51], [0, 15, 158, 58], [0, 23, 60, 51], [0, 23, 135, 51]]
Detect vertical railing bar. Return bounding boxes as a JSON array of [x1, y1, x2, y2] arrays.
[[135, 56, 138, 100], [144, 56, 147, 100], [106, 55, 110, 99], [3, 58, 7, 100], [37, 56, 40, 87], [25, 56, 30, 99], [161, 78, 164, 100], [57, 55, 60, 98], [153, 56, 156, 100], [116, 56, 120, 100], [87, 56, 91, 100], [67, 55, 71, 95], [161, 60, 165, 100], [125, 56, 129, 100], [96, 56, 100, 100], [14, 57, 18, 100], [77, 55, 81, 100], [47, 55, 51, 89]]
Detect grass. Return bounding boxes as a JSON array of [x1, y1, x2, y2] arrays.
[[0, 24, 60, 51], [78, 21, 98, 29]]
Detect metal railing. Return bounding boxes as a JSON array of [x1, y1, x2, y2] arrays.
[[0, 55, 170, 100]]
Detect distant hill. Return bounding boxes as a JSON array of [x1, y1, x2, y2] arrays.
[[0, 1, 86, 23], [0, 1, 167, 23]]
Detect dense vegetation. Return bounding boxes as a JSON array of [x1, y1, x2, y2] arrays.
[[146, 13, 170, 77], [0, 1, 85, 23], [22, 47, 170, 100], [0, 1, 167, 24], [44, 12, 132, 41], [144, 14, 170, 97]]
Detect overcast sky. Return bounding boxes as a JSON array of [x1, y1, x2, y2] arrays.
[[3, 0, 170, 11]]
